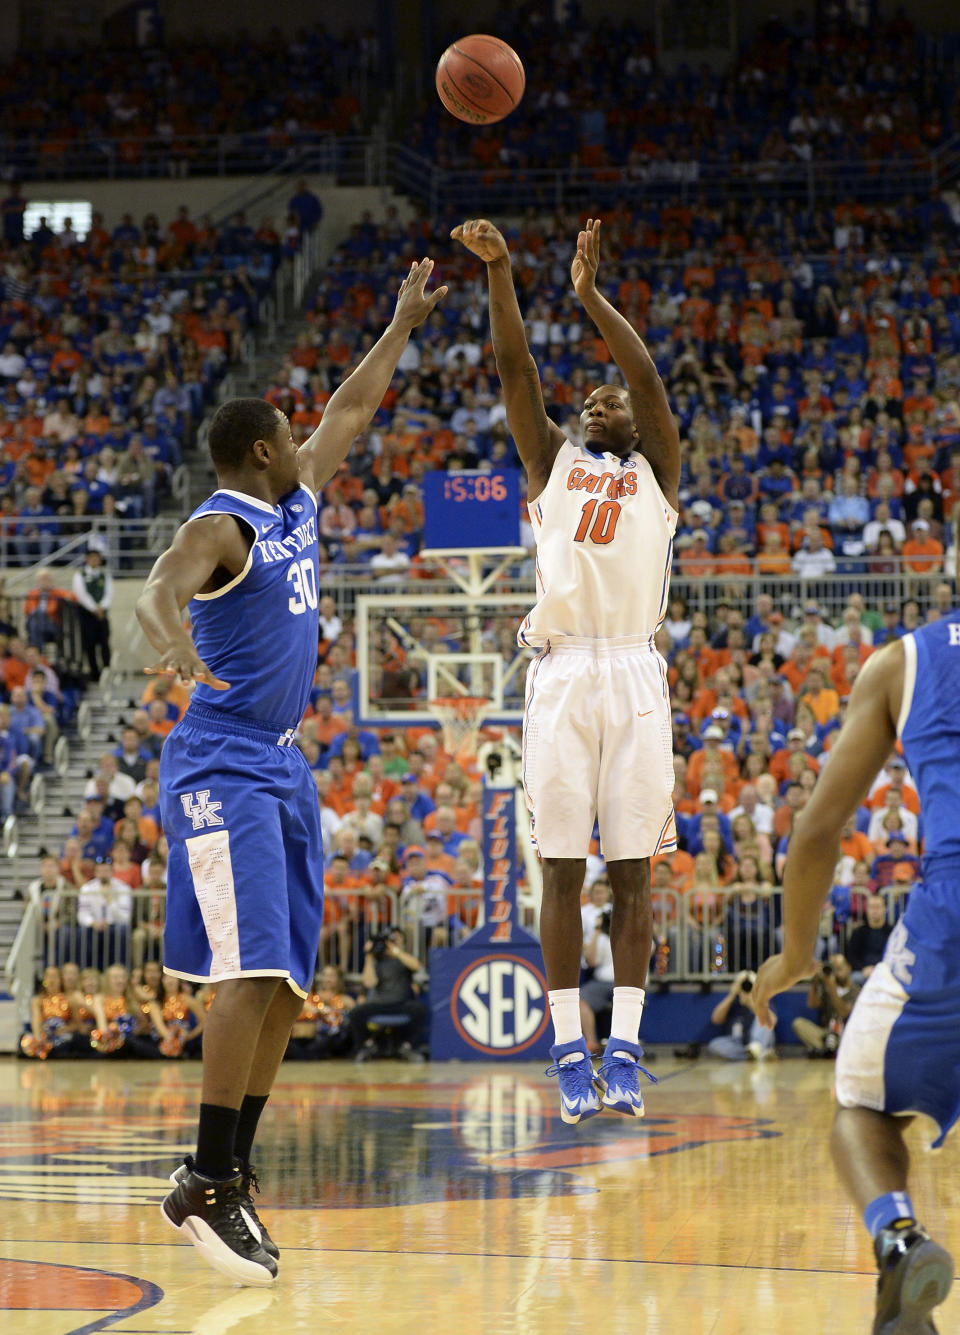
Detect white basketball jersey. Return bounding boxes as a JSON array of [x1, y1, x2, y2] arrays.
[[518, 439, 678, 647]]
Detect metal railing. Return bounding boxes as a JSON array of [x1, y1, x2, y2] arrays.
[[0, 516, 180, 583], [5, 537, 940, 614], [3, 132, 365, 183], [328, 554, 947, 618], [8, 881, 915, 1025], [12, 130, 960, 210]]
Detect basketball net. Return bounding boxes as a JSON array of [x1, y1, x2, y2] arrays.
[[429, 696, 490, 765]]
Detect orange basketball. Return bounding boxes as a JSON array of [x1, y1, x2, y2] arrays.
[[435, 34, 525, 125]]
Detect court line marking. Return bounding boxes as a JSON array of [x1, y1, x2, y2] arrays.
[[0, 1253, 164, 1335], [3, 1239, 886, 1279]]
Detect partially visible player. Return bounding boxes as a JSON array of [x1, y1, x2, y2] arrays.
[[137, 259, 445, 1286], [453, 217, 679, 1123], [755, 515, 960, 1335]]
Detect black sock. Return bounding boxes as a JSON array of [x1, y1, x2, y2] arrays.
[[195, 1103, 240, 1180], [234, 1094, 269, 1171]]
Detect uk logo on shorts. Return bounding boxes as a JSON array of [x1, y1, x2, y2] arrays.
[[451, 954, 550, 1055], [180, 790, 224, 830]]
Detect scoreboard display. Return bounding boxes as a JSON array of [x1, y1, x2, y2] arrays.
[[422, 469, 521, 549]]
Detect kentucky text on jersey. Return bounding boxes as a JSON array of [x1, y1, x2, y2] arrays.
[[256, 515, 318, 564]]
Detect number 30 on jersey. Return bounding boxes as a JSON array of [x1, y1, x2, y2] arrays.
[[287, 558, 318, 614]]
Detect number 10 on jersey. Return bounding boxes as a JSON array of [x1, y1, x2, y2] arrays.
[[574, 498, 621, 545]]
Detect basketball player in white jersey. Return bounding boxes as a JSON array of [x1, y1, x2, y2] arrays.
[[453, 218, 679, 1122]]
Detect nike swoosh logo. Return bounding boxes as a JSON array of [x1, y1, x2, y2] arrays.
[[561, 1093, 585, 1111], [261, 524, 271, 535], [637, 710, 653, 717], [239, 1204, 262, 1241]]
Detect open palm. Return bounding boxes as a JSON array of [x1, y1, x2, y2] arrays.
[[571, 217, 601, 299]]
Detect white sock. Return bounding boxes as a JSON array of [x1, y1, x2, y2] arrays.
[[610, 986, 645, 1055], [548, 988, 583, 1058]]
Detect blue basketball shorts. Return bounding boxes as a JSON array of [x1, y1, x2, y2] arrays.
[[159, 704, 324, 998], [835, 872, 960, 1149]]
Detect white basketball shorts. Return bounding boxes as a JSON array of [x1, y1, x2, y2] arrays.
[[521, 635, 677, 861]]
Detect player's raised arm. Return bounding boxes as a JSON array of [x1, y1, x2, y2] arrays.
[[572, 219, 680, 509], [753, 642, 904, 1025], [451, 219, 565, 501], [136, 515, 247, 688], [296, 258, 447, 492]]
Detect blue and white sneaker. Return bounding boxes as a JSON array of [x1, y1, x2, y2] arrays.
[[594, 1037, 657, 1117], [545, 1037, 602, 1125]]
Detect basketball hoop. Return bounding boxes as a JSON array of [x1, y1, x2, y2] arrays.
[[429, 695, 490, 763]]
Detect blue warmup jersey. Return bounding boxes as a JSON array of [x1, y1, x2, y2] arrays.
[[899, 613, 960, 873], [189, 486, 320, 732], [160, 484, 325, 997], [835, 611, 960, 1144]]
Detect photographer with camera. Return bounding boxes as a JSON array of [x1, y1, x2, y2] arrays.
[[579, 906, 616, 1056], [792, 953, 860, 1057], [706, 970, 776, 1061], [346, 926, 427, 1060]]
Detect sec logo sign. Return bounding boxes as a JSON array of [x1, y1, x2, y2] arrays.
[[451, 954, 550, 1055]]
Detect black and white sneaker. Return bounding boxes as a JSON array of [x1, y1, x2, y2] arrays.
[[170, 1157, 279, 1260], [162, 1156, 278, 1286], [873, 1221, 954, 1334]]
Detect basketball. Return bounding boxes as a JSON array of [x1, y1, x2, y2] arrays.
[[435, 34, 525, 125]]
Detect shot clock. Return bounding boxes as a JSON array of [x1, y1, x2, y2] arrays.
[[422, 469, 521, 549]]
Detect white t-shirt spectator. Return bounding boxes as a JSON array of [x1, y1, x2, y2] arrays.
[[0, 347, 25, 380], [588, 931, 615, 983], [320, 611, 343, 644], [370, 548, 411, 582], [77, 876, 133, 927], [862, 516, 907, 550], [792, 545, 837, 578], [866, 806, 919, 846], [84, 771, 136, 804], [581, 899, 609, 942]]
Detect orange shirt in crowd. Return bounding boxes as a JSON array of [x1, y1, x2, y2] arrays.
[[685, 746, 740, 798], [901, 536, 943, 572]]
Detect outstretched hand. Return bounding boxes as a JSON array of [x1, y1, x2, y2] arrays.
[[144, 642, 230, 691], [393, 258, 448, 332], [450, 219, 509, 263], [752, 952, 815, 1029], [571, 217, 601, 299]]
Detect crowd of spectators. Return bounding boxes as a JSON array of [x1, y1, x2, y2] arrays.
[[12, 1, 960, 1055], [0, 196, 296, 562], [247, 181, 960, 1024], [1, 10, 953, 191], [412, 7, 955, 186], [0, 29, 374, 179], [277, 184, 960, 602]]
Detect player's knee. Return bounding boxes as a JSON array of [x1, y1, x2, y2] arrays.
[[541, 857, 586, 896]]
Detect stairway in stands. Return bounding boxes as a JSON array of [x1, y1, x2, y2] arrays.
[[0, 671, 141, 962]]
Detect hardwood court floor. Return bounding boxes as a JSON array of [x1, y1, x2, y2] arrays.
[[0, 1054, 957, 1335]]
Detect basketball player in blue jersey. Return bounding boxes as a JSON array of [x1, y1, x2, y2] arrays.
[[136, 258, 446, 1286], [755, 517, 960, 1334], [453, 217, 680, 1124]]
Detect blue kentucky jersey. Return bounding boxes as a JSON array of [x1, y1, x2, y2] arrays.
[[186, 486, 319, 731], [899, 611, 960, 871]]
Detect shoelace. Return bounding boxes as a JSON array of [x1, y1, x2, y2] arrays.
[[209, 1181, 265, 1250], [243, 1167, 262, 1197], [596, 1055, 658, 1086], [543, 1058, 596, 1080]]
